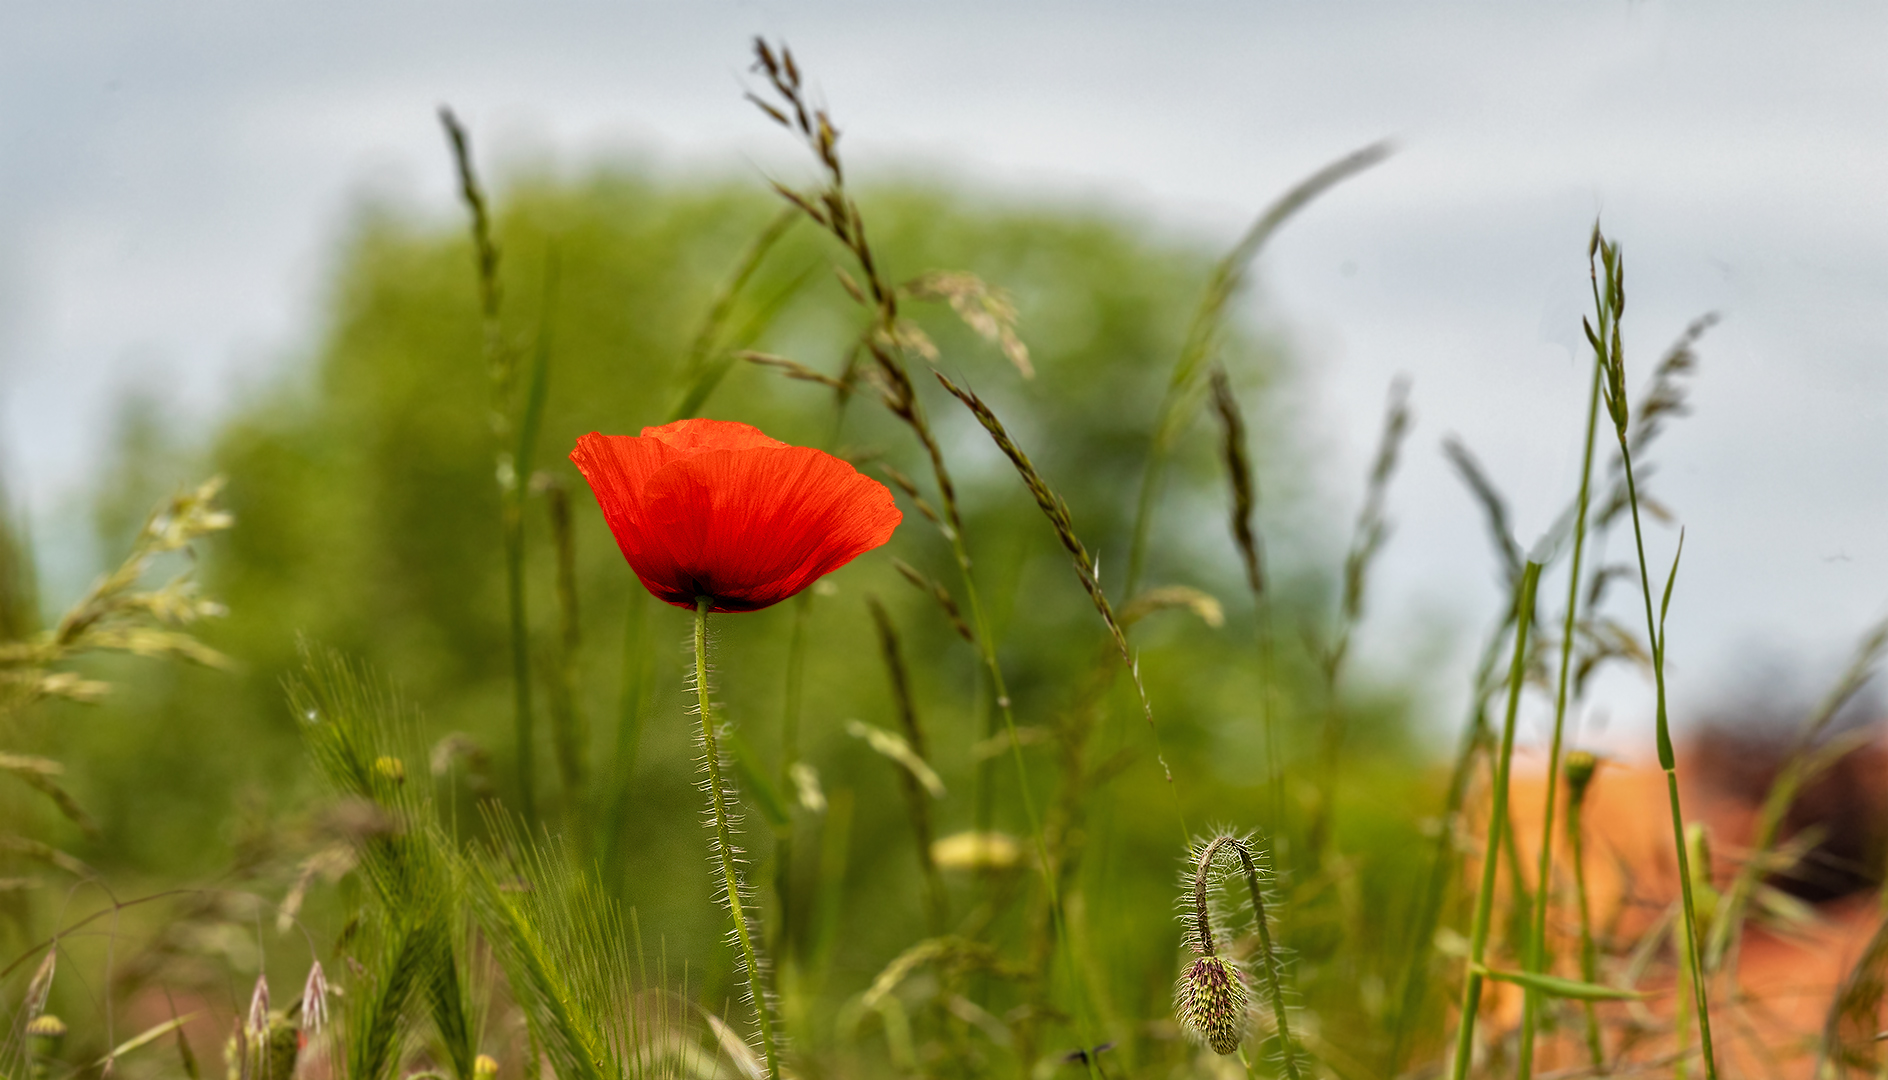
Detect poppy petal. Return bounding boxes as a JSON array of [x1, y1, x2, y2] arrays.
[[640, 418, 787, 454], [638, 446, 902, 611], [570, 422, 901, 613]]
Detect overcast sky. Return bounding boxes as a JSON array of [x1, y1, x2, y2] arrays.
[[5, 1, 1886, 755]]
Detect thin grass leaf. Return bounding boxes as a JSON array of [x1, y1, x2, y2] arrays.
[[889, 558, 975, 645], [535, 473, 588, 805], [1821, 909, 1888, 1076], [96, 1013, 201, 1068], [1706, 615, 1888, 971], [668, 208, 802, 420], [1442, 435, 1523, 588], [174, 1004, 203, 1080], [1657, 528, 1685, 661], [865, 594, 947, 931], [1474, 967, 1642, 1002], [1125, 140, 1393, 596]]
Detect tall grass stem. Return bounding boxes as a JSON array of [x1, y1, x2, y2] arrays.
[[1565, 753, 1606, 1070], [1620, 413, 1716, 1080], [1518, 346, 1606, 1078], [1449, 560, 1541, 1080]]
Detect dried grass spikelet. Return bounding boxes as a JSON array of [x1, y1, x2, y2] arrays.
[[1176, 954, 1250, 1055], [3, 476, 232, 718]]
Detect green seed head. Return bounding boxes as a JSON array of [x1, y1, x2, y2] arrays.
[[1564, 750, 1600, 803], [1176, 954, 1249, 1055]]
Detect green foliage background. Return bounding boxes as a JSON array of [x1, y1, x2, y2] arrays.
[[10, 164, 1439, 1074]]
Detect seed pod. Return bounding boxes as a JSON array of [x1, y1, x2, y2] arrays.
[[1176, 954, 1250, 1055]]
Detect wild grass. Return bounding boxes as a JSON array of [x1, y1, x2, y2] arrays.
[[6, 35, 1888, 1080]]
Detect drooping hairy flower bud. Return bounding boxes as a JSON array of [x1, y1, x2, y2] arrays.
[[1176, 954, 1249, 1055]]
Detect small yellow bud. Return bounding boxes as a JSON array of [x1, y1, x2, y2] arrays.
[[1564, 750, 1601, 804]]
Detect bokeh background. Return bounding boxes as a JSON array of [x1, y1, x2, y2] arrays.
[[7, 3, 1887, 736], [4, 4, 1887, 1075]]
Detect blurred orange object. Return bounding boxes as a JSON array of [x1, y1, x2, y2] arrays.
[[1474, 732, 1888, 1078]]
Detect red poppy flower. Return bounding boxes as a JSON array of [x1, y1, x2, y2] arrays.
[[570, 419, 902, 613]]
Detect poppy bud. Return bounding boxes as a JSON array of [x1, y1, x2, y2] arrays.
[[1176, 955, 1249, 1055]]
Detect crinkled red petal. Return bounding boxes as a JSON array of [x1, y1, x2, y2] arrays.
[[570, 423, 900, 612]]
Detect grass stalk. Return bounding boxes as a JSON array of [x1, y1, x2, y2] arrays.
[[1123, 141, 1391, 599], [865, 595, 948, 935], [667, 207, 801, 423], [1386, 607, 1512, 1076], [743, 42, 1108, 1066], [1207, 366, 1287, 846], [1308, 377, 1412, 867], [598, 591, 651, 885], [538, 475, 587, 813], [1587, 224, 1717, 1079], [1517, 341, 1607, 1078], [935, 372, 1185, 843], [1564, 752, 1607, 1071], [1449, 559, 1542, 1080], [692, 598, 781, 1080], [441, 107, 541, 825], [773, 590, 813, 959]]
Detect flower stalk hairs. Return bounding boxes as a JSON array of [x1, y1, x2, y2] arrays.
[[571, 418, 901, 1078], [1177, 833, 1304, 1076]]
